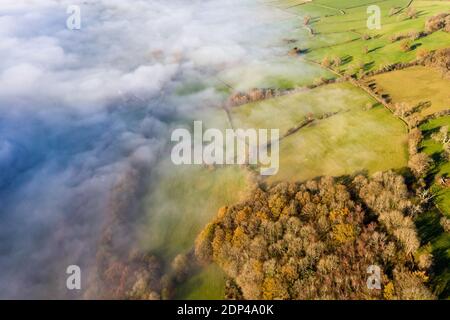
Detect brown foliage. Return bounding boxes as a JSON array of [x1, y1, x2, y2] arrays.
[[421, 48, 450, 79], [425, 13, 449, 33], [408, 153, 432, 178], [86, 169, 165, 300], [228, 88, 279, 107], [196, 172, 433, 300], [408, 128, 423, 155], [416, 48, 429, 59]]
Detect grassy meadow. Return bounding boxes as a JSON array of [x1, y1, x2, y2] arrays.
[[140, 162, 249, 260], [229, 82, 408, 182], [217, 58, 335, 91], [277, 0, 450, 74], [370, 66, 450, 118], [270, 104, 408, 182], [139, 162, 248, 299]]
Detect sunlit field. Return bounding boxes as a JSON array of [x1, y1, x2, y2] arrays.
[[0, 0, 448, 300], [280, 0, 450, 74], [371, 66, 450, 118], [271, 104, 408, 182]]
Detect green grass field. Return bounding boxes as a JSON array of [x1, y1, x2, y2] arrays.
[[415, 208, 450, 298], [276, 0, 450, 74], [217, 57, 334, 91], [371, 66, 450, 118], [245, 0, 449, 297], [271, 104, 408, 182], [229, 82, 408, 182], [230, 82, 374, 134]]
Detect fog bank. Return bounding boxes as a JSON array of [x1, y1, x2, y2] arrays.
[[0, 0, 293, 298]]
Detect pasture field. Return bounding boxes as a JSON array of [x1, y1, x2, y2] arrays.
[[140, 162, 249, 261], [370, 66, 450, 118], [138, 159, 249, 300], [229, 82, 408, 182], [217, 57, 335, 91], [139, 162, 248, 299], [138, 103, 250, 299], [230, 82, 374, 135], [416, 207, 450, 298], [276, 0, 450, 74], [269, 103, 408, 182]]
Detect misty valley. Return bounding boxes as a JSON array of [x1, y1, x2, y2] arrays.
[[0, 0, 449, 302]]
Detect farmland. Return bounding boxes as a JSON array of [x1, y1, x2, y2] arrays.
[[278, 0, 450, 74], [1, 0, 448, 301], [370, 66, 449, 118], [230, 82, 409, 182], [143, 0, 449, 299]]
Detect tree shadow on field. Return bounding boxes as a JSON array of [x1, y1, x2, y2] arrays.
[[416, 210, 444, 244], [411, 43, 422, 51], [368, 46, 382, 53], [365, 79, 377, 91], [381, 93, 391, 102], [341, 55, 353, 65], [425, 151, 447, 186], [416, 10, 428, 19], [415, 209, 450, 299], [363, 61, 375, 71]]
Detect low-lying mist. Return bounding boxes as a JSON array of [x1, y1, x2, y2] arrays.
[[0, 0, 295, 298]]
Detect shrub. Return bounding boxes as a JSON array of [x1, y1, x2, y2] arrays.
[[321, 56, 331, 68], [422, 48, 450, 79], [389, 7, 398, 16], [417, 252, 433, 270], [406, 7, 418, 19], [416, 48, 429, 59], [333, 56, 342, 67], [425, 13, 449, 33], [400, 40, 412, 52], [408, 128, 423, 155], [408, 153, 432, 178], [303, 15, 311, 26]]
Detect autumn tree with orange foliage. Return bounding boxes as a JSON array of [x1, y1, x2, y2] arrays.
[[195, 172, 434, 300]]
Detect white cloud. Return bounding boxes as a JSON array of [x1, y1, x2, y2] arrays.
[[0, 0, 288, 298]]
